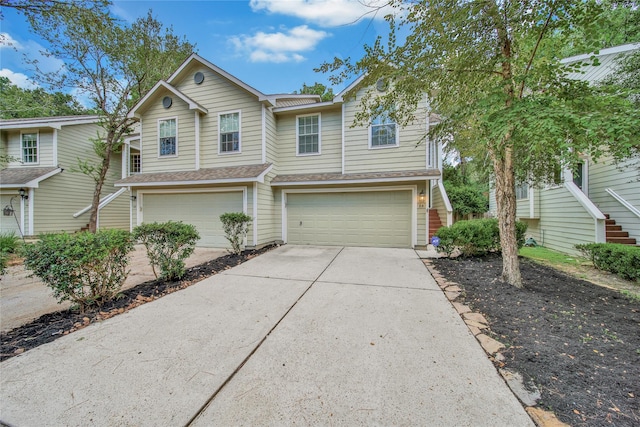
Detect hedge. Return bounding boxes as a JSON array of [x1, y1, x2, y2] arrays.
[[434, 218, 527, 257], [575, 243, 640, 282]]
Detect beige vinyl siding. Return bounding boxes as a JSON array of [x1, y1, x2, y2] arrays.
[[172, 65, 263, 167], [516, 198, 531, 219], [264, 107, 277, 167], [0, 193, 23, 234], [587, 157, 639, 242], [57, 124, 101, 171], [139, 92, 196, 173], [275, 107, 342, 175], [536, 186, 597, 255], [343, 88, 428, 173], [255, 174, 280, 246], [97, 192, 129, 230], [3, 130, 54, 167]]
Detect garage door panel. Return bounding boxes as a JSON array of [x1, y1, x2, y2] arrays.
[[143, 192, 243, 247], [287, 191, 412, 248]]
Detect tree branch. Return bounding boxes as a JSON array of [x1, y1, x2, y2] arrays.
[[519, 1, 557, 99]]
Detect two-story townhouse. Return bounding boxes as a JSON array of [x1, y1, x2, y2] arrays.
[[0, 115, 130, 236], [489, 43, 639, 255], [115, 54, 451, 248]]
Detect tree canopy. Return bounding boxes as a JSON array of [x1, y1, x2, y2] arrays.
[[20, 3, 195, 232], [0, 77, 91, 119], [295, 82, 335, 102], [320, 0, 640, 286]]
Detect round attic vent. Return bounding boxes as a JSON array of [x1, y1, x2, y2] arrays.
[[194, 71, 205, 84], [162, 96, 172, 109], [376, 78, 387, 92]]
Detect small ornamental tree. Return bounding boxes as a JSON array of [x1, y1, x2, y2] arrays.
[[23, 229, 133, 311], [220, 212, 252, 255], [133, 221, 199, 281]]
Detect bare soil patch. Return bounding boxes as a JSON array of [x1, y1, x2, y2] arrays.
[[431, 255, 640, 427], [0, 245, 274, 361]]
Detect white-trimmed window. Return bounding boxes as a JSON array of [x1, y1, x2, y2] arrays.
[[370, 112, 398, 148], [297, 114, 320, 155], [219, 111, 240, 153], [130, 153, 141, 174], [21, 132, 39, 164], [158, 118, 177, 157]]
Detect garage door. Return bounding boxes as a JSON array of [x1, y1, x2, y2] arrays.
[[142, 191, 243, 247], [286, 191, 412, 247]]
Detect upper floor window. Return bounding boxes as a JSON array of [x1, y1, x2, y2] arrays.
[[130, 153, 141, 174], [21, 132, 38, 164], [297, 114, 320, 155], [219, 111, 240, 153], [158, 118, 177, 157], [370, 112, 398, 148], [515, 183, 529, 200]]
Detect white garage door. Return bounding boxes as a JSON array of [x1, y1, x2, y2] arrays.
[[142, 191, 243, 247], [287, 191, 412, 247]]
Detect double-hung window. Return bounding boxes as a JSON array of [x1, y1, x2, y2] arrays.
[[370, 112, 398, 148], [130, 153, 141, 174], [158, 118, 177, 157], [21, 132, 39, 164], [515, 183, 529, 200], [297, 114, 320, 155], [219, 112, 240, 153]]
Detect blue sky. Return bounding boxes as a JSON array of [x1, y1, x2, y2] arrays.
[[0, 0, 395, 97]]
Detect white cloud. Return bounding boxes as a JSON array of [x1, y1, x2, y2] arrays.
[[0, 32, 22, 50], [230, 25, 329, 63], [0, 69, 39, 89], [250, 0, 395, 27]]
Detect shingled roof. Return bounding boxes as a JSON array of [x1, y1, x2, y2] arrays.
[[271, 169, 440, 186], [0, 167, 61, 188], [115, 163, 272, 187]]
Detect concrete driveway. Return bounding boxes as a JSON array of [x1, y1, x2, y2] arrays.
[[0, 246, 533, 426]]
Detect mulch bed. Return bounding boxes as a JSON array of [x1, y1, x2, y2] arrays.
[[431, 254, 640, 427], [0, 245, 275, 362]]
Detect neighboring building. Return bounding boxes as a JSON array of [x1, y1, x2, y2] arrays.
[[489, 43, 639, 255], [115, 54, 451, 248], [0, 115, 130, 237]]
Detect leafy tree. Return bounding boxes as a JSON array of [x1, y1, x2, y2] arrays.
[[320, 0, 640, 287], [0, 77, 90, 118], [22, 5, 194, 232], [295, 82, 334, 102]]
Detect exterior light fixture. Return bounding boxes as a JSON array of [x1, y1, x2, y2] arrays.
[[3, 205, 14, 216], [419, 189, 426, 203], [18, 188, 28, 200], [130, 195, 137, 201]]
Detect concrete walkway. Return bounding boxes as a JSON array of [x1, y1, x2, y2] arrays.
[[0, 246, 533, 426]]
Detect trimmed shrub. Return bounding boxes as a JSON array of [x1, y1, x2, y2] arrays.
[[575, 243, 640, 282], [220, 212, 252, 255], [23, 229, 133, 311], [434, 218, 527, 257], [133, 221, 200, 281], [0, 231, 20, 276]]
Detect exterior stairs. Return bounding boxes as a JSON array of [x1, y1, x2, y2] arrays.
[[604, 214, 637, 245], [428, 209, 444, 239]]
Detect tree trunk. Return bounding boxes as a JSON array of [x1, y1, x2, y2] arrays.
[[88, 134, 114, 233], [492, 145, 522, 288]]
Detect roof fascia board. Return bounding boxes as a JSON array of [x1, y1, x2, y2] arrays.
[[127, 81, 208, 119], [273, 101, 338, 114], [271, 174, 441, 187], [115, 176, 266, 188], [0, 168, 62, 189], [334, 75, 366, 103], [561, 42, 640, 64], [0, 116, 100, 130]]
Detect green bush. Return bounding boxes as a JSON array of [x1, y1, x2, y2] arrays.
[[575, 243, 640, 282], [434, 218, 527, 257], [0, 231, 20, 276], [23, 229, 133, 311], [220, 212, 252, 255], [133, 221, 200, 280]]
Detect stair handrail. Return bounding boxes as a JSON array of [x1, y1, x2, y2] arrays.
[[73, 188, 127, 218], [606, 188, 640, 219]]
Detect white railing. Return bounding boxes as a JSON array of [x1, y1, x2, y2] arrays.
[[73, 188, 127, 218], [437, 180, 454, 226], [606, 188, 640, 219]]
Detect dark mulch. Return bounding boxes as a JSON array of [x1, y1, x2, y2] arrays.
[[431, 254, 640, 427], [0, 245, 275, 362]]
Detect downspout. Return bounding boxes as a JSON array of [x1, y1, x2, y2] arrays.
[[195, 111, 200, 170], [341, 104, 345, 174]]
